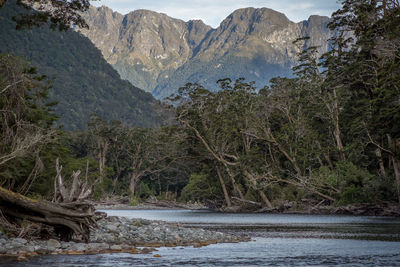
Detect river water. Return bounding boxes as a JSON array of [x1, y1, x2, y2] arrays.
[[7, 210, 400, 266]]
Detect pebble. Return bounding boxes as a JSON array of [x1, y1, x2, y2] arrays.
[[0, 216, 246, 258]]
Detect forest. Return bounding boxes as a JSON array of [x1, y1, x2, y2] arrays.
[[0, 0, 399, 213], [0, 0, 162, 130]]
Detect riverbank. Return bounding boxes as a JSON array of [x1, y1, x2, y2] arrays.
[[3, 211, 400, 266], [94, 198, 207, 210], [0, 216, 247, 262], [95, 199, 400, 217]]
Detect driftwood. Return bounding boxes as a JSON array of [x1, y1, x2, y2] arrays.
[[0, 186, 100, 242], [231, 196, 263, 207], [0, 159, 101, 241], [53, 158, 92, 203], [332, 203, 400, 217]]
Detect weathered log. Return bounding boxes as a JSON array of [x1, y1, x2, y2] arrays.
[[232, 196, 263, 207], [0, 186, 100, 241], [54, 158, 92, 203], [332, 202, 400, 216]]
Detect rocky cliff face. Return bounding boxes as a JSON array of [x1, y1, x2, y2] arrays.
[[79, 6, 331, 99]]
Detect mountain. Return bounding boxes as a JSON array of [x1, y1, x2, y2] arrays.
[[80, 6, 213, 94], [80, 6, 332, 99], [0, 1, 163, 130]]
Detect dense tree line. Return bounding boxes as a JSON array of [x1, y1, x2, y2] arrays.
[[1, 0, 399, 210], [167, 0, 400, 208]]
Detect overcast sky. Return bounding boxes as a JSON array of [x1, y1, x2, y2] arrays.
[[90, 0, 342, 28]]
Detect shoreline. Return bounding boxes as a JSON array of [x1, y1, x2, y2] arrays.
[[2, 202, 398, 262], [0, 215, 248, 262], [94, 201, 400, 217]]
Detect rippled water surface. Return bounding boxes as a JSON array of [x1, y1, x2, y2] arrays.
[[3, 210, 400, 267]]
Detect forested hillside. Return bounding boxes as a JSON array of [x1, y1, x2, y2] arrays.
[[0, 0, 162, 130]]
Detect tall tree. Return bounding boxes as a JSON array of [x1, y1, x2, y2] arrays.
[[0, 0, 91, 30], [0, 54, 57, 192], [328, 0, 400, 201]]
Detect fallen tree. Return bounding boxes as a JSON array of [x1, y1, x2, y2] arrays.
[[0, 159, 102, 242], [0, 186, 100, 241]]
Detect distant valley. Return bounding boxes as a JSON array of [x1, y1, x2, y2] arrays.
[[80, 6, 332, 99]]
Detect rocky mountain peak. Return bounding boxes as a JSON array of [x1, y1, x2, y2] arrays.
[[225, 7, 291, 27], [186, 20, 214, 51], [80, 6, 123, 59], [298, 15, 331, 57], [195, 7, 298, 62], [79, 5, 332, 98]]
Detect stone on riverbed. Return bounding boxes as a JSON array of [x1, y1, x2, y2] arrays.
[[0, 215, 247, 260]]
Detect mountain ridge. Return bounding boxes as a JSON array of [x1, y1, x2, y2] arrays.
[[79, 6, 331, 99]]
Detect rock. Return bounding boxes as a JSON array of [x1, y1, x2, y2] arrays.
[[13, 238, 28, 244], [174, 234, 182, 242], [106, 224, 118, 232], [139, 219, 151, 225], [24, 245, 36, 252], [60, 242, 72, 249], [110, 245, 122, 250], [0, 215, 246, 257], [0, 230, 8, 239], [47, 239, 61, 249], [88, 242, 109, 251], [36, 248, 50, 255], [69, 243, 87, 252]]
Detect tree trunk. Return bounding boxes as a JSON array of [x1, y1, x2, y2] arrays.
[[375, 148, 387, 177], [0, 187, 99, 242], [243, 170, 273, 209], [224, 164, 245, 200], [129, 173, 139, 197], [332, 87, 346, 160], [392, 156, 400, 203], [97, 139, 109, 184], [387, 135, 400, 203], [216, 166, 232, 207]]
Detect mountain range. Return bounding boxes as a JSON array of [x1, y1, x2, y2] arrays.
[[80, 6, 332, 99]]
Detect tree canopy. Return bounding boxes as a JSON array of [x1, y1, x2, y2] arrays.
[[0, 0, 92, 30]]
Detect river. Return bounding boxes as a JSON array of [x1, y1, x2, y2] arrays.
[[6, 210, 400, 266]]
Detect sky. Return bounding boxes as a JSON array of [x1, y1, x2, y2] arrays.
[[90, 0, 341, 28]]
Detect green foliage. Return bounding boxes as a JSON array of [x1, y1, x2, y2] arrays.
[[339, 185, 372, 205], [136, 181, 154, 199], [0, 53, 58, 194], [129, 196, 139, 206], [180, 173, 220, 202], [315, 161, 379, 204], [9, 0, 91, 30], [1, 0, 399, 208], [0, 1, 163, 130]]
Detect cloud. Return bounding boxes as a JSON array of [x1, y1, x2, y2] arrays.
[[90, 0, 341, 27]]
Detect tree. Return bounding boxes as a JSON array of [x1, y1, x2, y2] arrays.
[[0, 0, 92, 30], [0, 54, 57, 192], [170, 79, 275, 209], [327, 0, 400, 202]]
